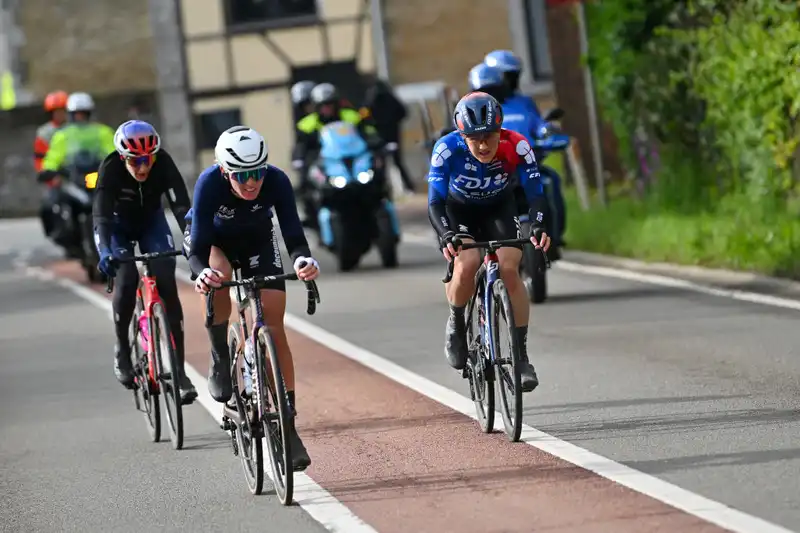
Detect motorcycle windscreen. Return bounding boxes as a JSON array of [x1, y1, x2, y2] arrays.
[[319, 121, 368, 160]]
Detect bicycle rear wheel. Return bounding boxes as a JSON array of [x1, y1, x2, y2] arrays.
[[493, 280, 523, 442], [257, 326, 293, 506], [152, 302, 183, 450], [229, 324, 263, 495], [465, 266, 494, 433]]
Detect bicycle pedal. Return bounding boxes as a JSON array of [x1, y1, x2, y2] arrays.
[[220, 417, 236, 431]]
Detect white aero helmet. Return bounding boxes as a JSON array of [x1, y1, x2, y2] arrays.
[[66, 92, 95, 113], [214, 126, 269, 173]]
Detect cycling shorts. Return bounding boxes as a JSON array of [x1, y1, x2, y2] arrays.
[[183, 222, 286, 292], [445, 196, 523, 250]]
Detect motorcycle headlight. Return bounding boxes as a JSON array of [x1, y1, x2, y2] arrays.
[[329, 176, 348, 189], [538, 125, 551, 138], [357, 170, 373, 184]]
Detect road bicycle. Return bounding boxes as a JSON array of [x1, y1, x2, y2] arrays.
[[204, 263, 320, 504], [443, 237, 549, 442], [106, 249, 185, 449]]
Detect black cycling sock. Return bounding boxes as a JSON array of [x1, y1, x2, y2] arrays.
[[515, 326, 529, 360], [206, 322, 229, 363], [449, 304, 465, 318]]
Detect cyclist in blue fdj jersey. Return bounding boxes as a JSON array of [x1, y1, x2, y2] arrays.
[[184, 126, 320, 471], [428, 92, 550, 392]]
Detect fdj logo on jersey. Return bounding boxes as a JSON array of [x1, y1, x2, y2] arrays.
[[453, 173, 509, 198]]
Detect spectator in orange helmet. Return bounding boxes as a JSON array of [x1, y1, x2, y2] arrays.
[[34, 91, 68, 172], [35, 90, 69, 249]]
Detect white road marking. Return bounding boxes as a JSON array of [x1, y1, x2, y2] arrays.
[[22, 263, 378, 533], [401, 230, 800, 313], [25, 260, 798, 533]]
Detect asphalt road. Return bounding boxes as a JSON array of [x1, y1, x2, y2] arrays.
[[3, 214, 800, 532]]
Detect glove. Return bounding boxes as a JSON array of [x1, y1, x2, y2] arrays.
[[195, 267, 222, 294], [293, 256, 320, 281], [97, 250, 116, 278]]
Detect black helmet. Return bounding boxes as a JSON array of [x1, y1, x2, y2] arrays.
[[453, 92, 503, 135]]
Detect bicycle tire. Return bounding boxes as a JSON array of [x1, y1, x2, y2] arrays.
[[492, 280, 523, 442], [228, 323, 263, 495], [152, 303, 183, 450], [134, 291, 160, 442], [257, 326, 293, 506], [465, 265, 494, 433]]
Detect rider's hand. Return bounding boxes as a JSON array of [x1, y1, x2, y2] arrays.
[[441, 232, 461, 262], [530, 226, 551, 252], [195, 267, 223, 294], [49, 175, 62, 187], [293, 256, 320, 281], [97, 250, 116, 278]]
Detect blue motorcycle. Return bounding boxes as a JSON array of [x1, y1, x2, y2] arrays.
[[519, 107, 569, 304], [308, 121, 401, 272]]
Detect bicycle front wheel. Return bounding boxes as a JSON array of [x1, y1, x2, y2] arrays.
[[465, 266, 494, 434], [257, 326, 293, 506], [492, 280, 523, 442], [229, 323, 263, 495], [153, 303, 183, 450]]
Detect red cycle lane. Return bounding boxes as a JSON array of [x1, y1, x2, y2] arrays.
[[46, 259, 729, 533]]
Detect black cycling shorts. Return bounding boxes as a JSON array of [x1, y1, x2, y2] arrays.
[[183, 222, 286, 292], [445, 197, 523, 249]]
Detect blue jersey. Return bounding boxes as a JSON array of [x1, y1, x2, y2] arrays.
[[501, 94, 545, 143], [427, 129, 543, 207], [187, 164, 310, 269]]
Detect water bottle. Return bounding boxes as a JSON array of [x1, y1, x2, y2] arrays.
[[242, 338, 255, 396], [138, 313, 149, 351]]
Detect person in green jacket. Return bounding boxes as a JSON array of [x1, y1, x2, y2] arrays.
[[38, 91, 115, 255], [41, 92, 115, 176], [291, 83, 383, 226]]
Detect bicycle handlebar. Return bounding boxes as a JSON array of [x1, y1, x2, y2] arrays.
[[203, 268, 321, 328], [441, 237, 551, 283], [105, 249, 184, 293]]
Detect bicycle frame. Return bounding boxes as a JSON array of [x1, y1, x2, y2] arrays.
[[137, 263, 174, 392], [482, 253, 501, 366]]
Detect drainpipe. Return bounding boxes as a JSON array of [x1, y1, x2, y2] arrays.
[[369, 0, 390, 81]]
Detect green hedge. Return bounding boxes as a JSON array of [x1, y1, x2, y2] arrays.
[[563, 188, 800, 277]]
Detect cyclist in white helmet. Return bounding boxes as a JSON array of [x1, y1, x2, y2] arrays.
[[183, 125, 319, 471]]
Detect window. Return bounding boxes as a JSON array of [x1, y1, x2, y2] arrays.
[[226, 0, 318, 28], [196, 108, 242, 150], [524, 0, 553, 81]]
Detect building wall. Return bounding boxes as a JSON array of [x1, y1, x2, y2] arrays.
[[17, 0, 157, 97], [383, 0, 513, 94], [180, 0, 375, 176]]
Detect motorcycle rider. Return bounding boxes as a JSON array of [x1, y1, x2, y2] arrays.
[[292, 83, 382, 225], [34, 90, 69, 247], [93, 120, 197, 404], [39, 92, 115, 256], [290, 80, 316, 121], [484, 50, 566, 241]]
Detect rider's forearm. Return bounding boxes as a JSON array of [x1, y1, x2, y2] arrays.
[[187, 252, 209, 275], [283, 233, 312, 263], [428, 201, 452, 240]]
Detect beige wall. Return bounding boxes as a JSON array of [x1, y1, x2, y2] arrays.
[[18, 0, 157, 97], [384, 0, 513, 92], [181, 0, 375, 174]]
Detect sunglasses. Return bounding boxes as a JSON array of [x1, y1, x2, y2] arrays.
[[124, 154, 156, 167], [226, 167, 268, 184]]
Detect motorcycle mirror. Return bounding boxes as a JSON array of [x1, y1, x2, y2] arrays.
[[543, 108, 565, 122]]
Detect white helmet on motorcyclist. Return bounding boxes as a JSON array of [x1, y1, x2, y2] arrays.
[[214, 126, 269, 174], [66, 92, 95, 113]]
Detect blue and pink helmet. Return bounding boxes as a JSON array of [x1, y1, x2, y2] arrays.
[[113, 120, 161, 158]]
